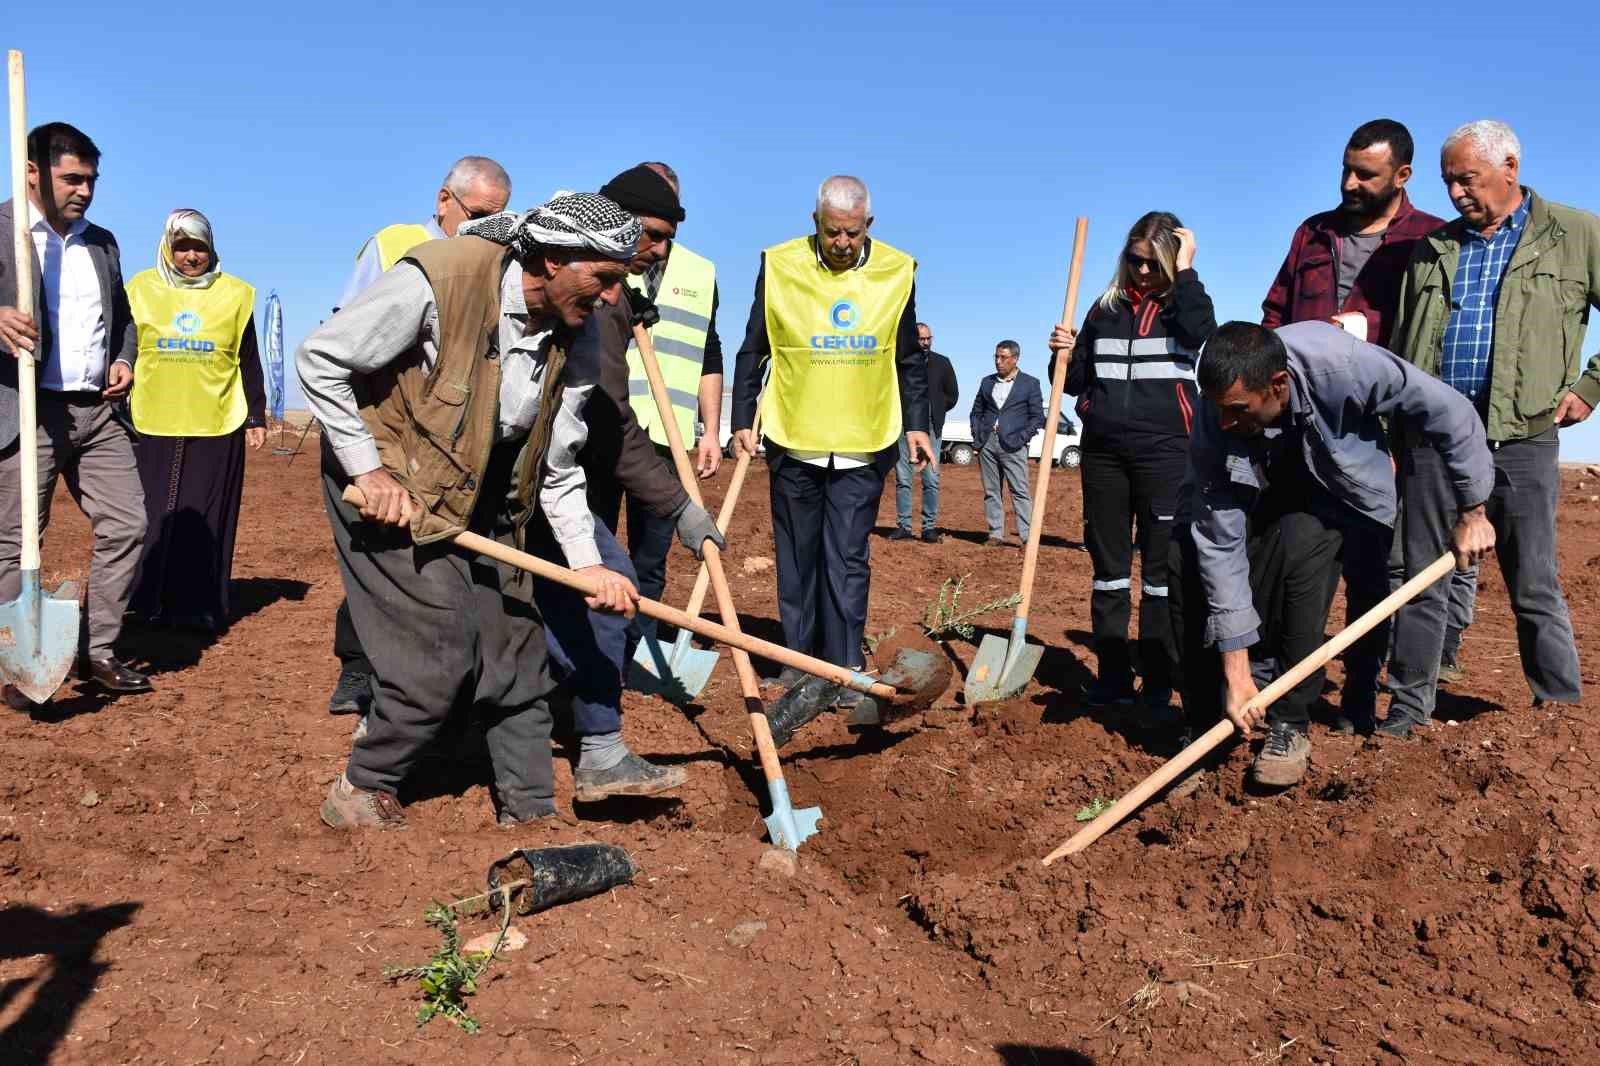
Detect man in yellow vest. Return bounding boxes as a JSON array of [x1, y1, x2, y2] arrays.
[[324, 155, 511, 720], [334, 156, 511, 311], [731, 175, 933, 725]]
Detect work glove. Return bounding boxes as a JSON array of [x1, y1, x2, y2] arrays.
[[624, 285, 660, 328], [674, 502, 726, 560]]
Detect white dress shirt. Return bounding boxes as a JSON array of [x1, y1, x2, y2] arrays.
[[29, 205, 111, 391]]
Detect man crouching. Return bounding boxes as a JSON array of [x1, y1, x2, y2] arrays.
[[297, 194, 644, 828], [1169, 321, 1495, 790]]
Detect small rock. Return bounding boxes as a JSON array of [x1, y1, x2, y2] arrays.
[[79, 789, 100, 808], [758, 847, 798, 878], [726, 918, 767, 948], [1587, 464, 1600, 478], [464, 925, 528, 955], [742, 556, 775, 574]]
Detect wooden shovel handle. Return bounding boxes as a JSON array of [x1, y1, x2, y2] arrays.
[[8, 52, 41, 572], [679, 404, 762, 627], [1041, 551, 1457, 864], [630, 323, 785, 778], [340, 489, 899, 701], [1015, 218, 1089, 623]]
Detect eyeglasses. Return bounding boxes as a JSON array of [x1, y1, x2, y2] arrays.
[[445, 186, 495, 221]]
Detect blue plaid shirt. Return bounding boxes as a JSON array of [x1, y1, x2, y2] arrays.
[[1439, 194, 1531, 401]]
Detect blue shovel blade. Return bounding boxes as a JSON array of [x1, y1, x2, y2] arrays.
[[627, 632, 719, 706], [762, 778, 823, 852], [964, 619, 1043, 705], [0, 570, 81, 704]]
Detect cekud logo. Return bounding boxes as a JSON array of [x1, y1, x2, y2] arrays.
[[810, 299, 877, 350], [157, 309, 217, 353]]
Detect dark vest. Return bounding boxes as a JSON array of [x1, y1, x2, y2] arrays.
[[357, 236, 566, 545]]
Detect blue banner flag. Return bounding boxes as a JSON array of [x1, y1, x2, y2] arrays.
[[263, 291, 285, 422]]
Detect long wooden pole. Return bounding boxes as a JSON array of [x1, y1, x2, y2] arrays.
[[8, 52, 40, 575], [1041, 551, 1457, 863], [630, 322, 793, 787], [1002, 218, 1088, 668]]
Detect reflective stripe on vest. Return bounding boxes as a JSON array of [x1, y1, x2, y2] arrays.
[[625, 244, 716, 447], [1093, 336, 1196, 381], [126, 269, 255, 437], [761, 237, 914, 453], [371, 223, 434, 272]]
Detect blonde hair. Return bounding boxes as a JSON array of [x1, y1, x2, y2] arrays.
[[1095, 211, 1183, 314]]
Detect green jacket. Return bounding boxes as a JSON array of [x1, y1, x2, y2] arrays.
[[1391, 188, 1600, 442]]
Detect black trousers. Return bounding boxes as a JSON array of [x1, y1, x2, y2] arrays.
[[332, 600, 371, 675], [589, 447, 680, 649], [1080, 431, 1186, 690], [768, 453, 886, 669], [328, 445, 557, 815]]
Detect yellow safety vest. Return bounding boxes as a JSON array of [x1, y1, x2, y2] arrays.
[[127, 270, 256, 438], [370, 223, 434, 272], [762, 236, 914, 453], [626, 243, 716, 448]]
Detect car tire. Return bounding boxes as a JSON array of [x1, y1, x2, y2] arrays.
[[948, 443, 975, 466], [1058, 446, 1082, 469]]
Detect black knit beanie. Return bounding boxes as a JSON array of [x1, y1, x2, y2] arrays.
[[599, 164, 685, 223]]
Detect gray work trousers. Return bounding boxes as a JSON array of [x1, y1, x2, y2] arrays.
[[325, 447, 557, 816], [0, 392, 146, 658], [979, 434, 1032, 541], [1388, 429, 1580, 723]]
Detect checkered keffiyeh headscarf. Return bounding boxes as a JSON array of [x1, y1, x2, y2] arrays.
[[459, 192, 641, 262]]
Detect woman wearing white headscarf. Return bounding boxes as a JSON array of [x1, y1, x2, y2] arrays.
[[126, 209, 266, 633]]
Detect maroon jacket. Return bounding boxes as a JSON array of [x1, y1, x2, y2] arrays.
[[1260, 191, 1444, 347]]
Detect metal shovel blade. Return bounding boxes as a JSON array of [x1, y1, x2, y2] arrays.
[[0, 570, 81, 704], [762, 777, 823, 852], [848, 646, 950, 727], [627, 631, 718, 706], [965, 620, 1042, 705]]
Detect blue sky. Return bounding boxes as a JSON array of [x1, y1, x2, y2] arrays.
[[11, 1, 1600, 457]]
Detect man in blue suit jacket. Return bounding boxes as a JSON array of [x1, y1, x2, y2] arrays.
[[970, 340, 1045, 544]]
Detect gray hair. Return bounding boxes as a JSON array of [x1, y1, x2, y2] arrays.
[[996, 340, 1021, 359], [443, 155, 512, 198], [816, 175, 871, 216], [1442, 120, 1522, 166], [641, 160, 680, 193]]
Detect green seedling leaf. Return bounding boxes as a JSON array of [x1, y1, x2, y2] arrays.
[[1075, 797, 1112, 822]]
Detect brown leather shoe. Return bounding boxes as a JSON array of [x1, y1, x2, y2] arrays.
[[3, 684, 39, 712], [321, 773, 406, 828], [79, 656, 152, 693]]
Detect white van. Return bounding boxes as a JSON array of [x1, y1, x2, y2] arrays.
[[940, 413, 1083, 469]]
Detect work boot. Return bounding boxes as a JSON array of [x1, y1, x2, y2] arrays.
[[984, 535, 1010, 548], [495, 796, 560, 827], [1251, 722, 1311, 787], [887, 527, 915, 541], [763, 666, 807, 693], [1437, 657, 1465, 686], [921, 528, 943, 544], [1084, 677, 1136, 707], [321, 773, 406, 829], [328, 667, 374, 715], [766, 674, 837, 748], [573, 753, 688, 803], [1376, 712, 1422, 739]]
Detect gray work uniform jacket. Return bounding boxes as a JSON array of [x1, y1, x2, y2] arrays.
[[1183, 321, 1495, 651]]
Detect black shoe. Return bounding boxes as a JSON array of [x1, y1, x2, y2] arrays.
[[1375, 714, 1419, 739], [921, 529, 943, 544], [79, 656, 151, 693], [887, 528, 915, 541], [328, 668, 374, 715], [1084, 678, 1136, 706], [1331, 712, 1377, 737]]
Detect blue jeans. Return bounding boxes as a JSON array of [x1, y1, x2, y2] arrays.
[[894, 431, 942, 532], [528, 513, 637, 736]]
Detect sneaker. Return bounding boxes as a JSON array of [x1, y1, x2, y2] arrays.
[[1251, 723, 1310, 787], [574, 753, 688, 803], [1084, 678, 1136, 707], [1437, 659, 1465, 686], [887, 528, 915, 541], [328, 668, 374, 716], [321, 773, 406, 829], [984, 535, 1010, 548], [496, 802, 559, 827], [921, 529, 943, 544]]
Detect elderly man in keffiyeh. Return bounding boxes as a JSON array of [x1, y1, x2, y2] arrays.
[[298, 192, 720, 829]]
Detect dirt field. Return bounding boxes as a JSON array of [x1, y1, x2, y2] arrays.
[[2, 439, 1598, 1065]]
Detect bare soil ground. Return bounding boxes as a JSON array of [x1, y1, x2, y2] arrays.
[[3, 440, 1598, 1065]]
